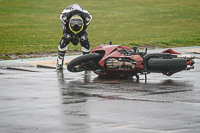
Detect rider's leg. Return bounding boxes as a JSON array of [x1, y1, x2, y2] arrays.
[[57, 34, 71, 70], [80, 34, 90, 55]]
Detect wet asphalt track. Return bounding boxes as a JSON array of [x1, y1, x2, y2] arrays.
[[0, 51, 200, 133]]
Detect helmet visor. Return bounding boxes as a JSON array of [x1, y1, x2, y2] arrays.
[[70, 19, 83, 31]]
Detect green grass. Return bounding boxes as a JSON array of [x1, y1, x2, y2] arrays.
[[0, 0, 200, 59]]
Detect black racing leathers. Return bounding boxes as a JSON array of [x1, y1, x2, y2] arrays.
[[58, 4, 92, 56]]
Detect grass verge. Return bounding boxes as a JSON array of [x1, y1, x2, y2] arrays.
[[0, 0, 200, 59]]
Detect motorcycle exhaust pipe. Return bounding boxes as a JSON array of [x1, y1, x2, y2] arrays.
[[177, 54, 195, 59]]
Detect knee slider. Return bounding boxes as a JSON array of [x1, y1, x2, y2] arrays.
[[59, 35, 71, 49], [66, 34, 72, 40], [80, 35, 88, 42]]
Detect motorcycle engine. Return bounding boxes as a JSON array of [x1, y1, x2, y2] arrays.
[[105, 57, 136, 70]]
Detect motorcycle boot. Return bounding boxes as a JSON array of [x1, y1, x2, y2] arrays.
[[56, 57, 64, 70], [56, 51, 65, 70]]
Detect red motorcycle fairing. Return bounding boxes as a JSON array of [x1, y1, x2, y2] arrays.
[[91, 44, 144, 77], [162, 49, 181, 54]]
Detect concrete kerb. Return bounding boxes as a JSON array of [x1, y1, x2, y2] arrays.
[[147, 46, 200, 54], [178, 48, 200, 54], [0, 55, 80, 68]]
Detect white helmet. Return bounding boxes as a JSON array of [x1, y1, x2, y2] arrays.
[[69, 15, 84, 34]]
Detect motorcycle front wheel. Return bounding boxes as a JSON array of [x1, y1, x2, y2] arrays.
[[67, 53, 102, 72]]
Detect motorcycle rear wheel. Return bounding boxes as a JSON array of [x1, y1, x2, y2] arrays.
[[147, 58, 187, 73], [67, 53, 102, 72]]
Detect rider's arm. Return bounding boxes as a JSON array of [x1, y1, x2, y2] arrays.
[[60, 8, 71, 25], [81, 10, 92, 26]]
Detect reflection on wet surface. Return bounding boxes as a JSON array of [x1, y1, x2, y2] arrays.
[[56, 64, 200, 132], [56, 66, 196, 105]]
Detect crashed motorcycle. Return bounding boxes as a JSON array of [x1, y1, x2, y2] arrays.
[[67, 43, 195, 79]]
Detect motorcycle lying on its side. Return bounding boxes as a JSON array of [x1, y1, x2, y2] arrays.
[[67, 44, 195, 79]]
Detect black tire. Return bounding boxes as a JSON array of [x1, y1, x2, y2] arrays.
[[147, 58, 187, 73], [67, 53, 102, 72]]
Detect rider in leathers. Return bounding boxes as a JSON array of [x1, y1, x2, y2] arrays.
[[57, 4, 92, 70]]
